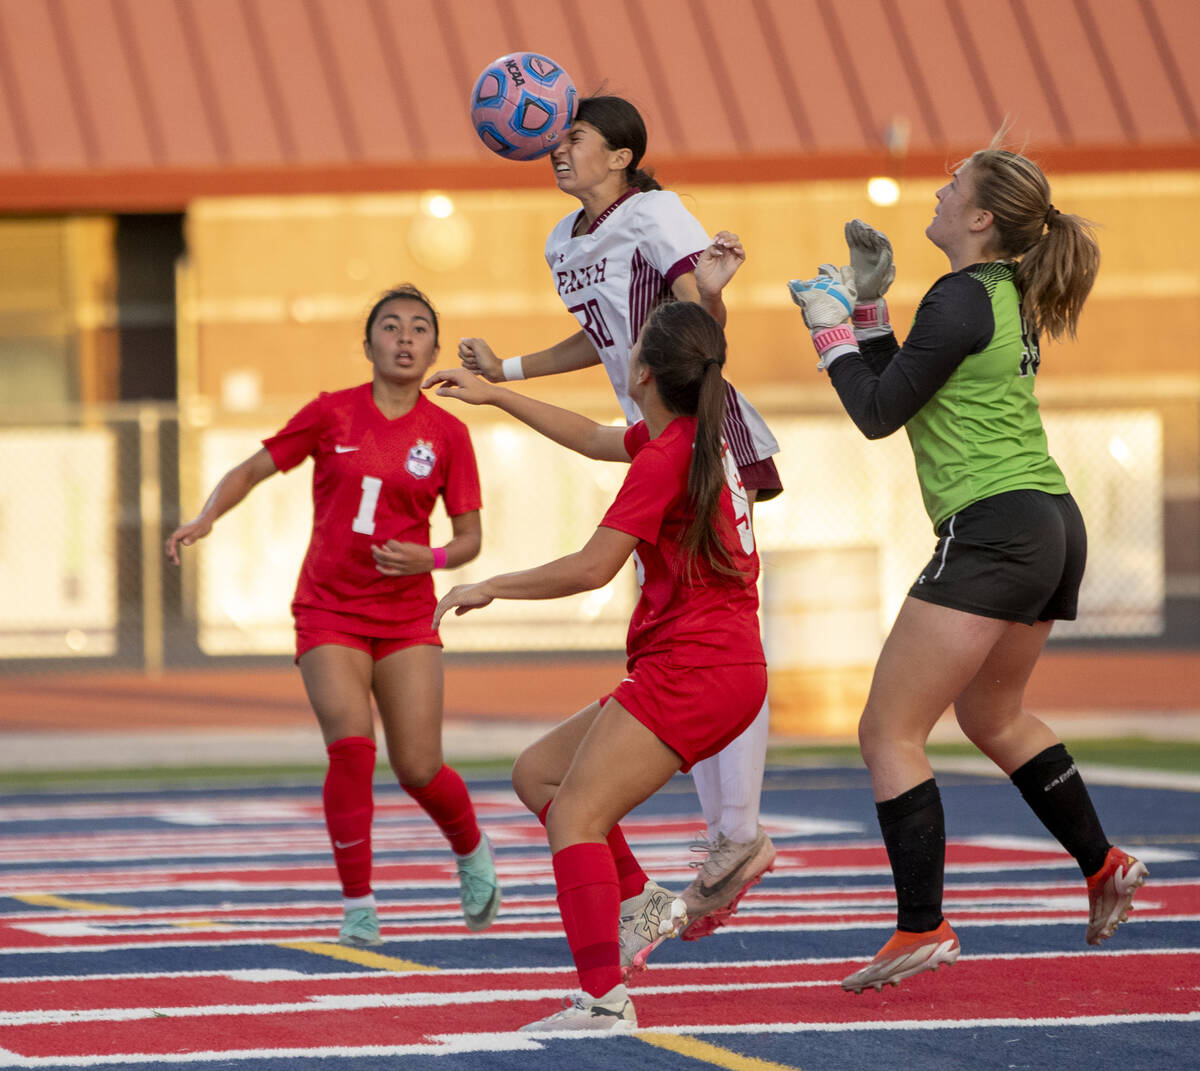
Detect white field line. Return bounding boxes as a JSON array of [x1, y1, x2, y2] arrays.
[[0, 821, 861, 863], [2, 945, 1197, 985], [0, 790, 523, 824], [0, 856, 1146, 892], [6, 968, 1200, 1027], [5, 913, 1200, 954], [2, 979, 842, 1025], [0, 1014, 1197, 1066], [0, 895, 1175, 936], [3, 875, 1197, 923], [930, 757, 1200, 792]]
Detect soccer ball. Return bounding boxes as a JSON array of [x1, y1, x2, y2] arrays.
[[469, 51, 577, 161]]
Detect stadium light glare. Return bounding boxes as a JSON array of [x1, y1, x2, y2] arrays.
[[424, 193, 455, 219], [867, 177, 900, 206]]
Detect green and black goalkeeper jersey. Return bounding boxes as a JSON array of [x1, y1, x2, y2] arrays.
[[827, 261, 1068, 530]]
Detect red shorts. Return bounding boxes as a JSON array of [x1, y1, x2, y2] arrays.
[[605, 659, 767, 772], [294, 624, 440, 663]]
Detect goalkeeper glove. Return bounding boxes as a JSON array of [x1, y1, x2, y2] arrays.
[[845, 219, 894, 338], [787, 264, 859, 370]]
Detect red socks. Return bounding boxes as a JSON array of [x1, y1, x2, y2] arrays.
[[536, 800, 647, 902], [323, 737, 376, 898], [607, 824, 649, 902], [402, 764, 481, 856], [325, 746, 481, 898], [552, 842, 622, 998], [536, 798, 647, 996]]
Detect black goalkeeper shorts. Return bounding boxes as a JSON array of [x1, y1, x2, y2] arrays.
[[907, 489, 1087, 625]]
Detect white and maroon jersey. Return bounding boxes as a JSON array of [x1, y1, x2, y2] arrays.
[[263, 384, 481, 635], [601, 417, 764, 668], [544, 188, 779, 467]]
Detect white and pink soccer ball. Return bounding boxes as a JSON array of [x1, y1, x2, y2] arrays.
[[469, 51, 577, 161]]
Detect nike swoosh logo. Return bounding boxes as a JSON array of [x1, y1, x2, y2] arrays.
[[333, 838, 365, 849], [335, 445, 359, 453], [695, 868, 742, 900]]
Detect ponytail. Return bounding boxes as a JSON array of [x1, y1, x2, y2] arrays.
[[636, 302, 741, 581], [967, 133, 1100, 341], [1014, 208, 1099, 341], [627, 166, 662, 192], [684, 361, 736, 579]]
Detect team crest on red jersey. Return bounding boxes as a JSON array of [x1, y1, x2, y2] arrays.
[[406, 439, 436, 479]]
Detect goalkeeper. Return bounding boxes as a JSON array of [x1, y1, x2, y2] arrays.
[[787, 136, 1147, 994]]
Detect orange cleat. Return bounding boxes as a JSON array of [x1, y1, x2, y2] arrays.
[[842, 919, 960, 994], [1086, 846, 1148, 946]]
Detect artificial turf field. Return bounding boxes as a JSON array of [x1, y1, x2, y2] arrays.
[[2, 760, 1198, 1070]]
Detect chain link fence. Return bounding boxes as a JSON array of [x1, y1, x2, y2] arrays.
[[0, 387, 1181, 678]]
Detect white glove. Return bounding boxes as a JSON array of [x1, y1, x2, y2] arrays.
[[787, 265, 859, 371], [845, 219, 894, 337]]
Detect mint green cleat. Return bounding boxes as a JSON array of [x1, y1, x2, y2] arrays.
[[338, 905, 382, 947], [456, 833, 501, 931]]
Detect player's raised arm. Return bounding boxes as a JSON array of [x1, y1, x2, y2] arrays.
[[844, 218, 896, 339], [425, 368, 629, 463], [459, 330, 600, 384], [688, 230, 746, 326], [433, 525, 638, 629]]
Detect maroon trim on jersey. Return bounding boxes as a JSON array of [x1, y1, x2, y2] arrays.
[[663, 250, 701, 287], [583, 187, 639, 234], [721, 380, 758, 469], [628, 247, 672, 351], [738, 455, 783, 496]]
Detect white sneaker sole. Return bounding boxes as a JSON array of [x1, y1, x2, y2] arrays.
[[842, 939, 959, 994], [1087, 859, 1148, 946]]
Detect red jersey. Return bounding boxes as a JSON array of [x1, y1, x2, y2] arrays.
[[601, 417, 764, 667], [263, 384, 481, 636]]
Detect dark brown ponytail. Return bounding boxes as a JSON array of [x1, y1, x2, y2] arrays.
[[635, 302, 741, 580]]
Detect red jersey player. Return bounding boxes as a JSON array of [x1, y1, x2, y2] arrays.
[[427, 300, 767, 1034], [166, 285, 500, 946]]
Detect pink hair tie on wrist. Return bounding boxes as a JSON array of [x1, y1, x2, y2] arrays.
[[431, 546, 448, 570]]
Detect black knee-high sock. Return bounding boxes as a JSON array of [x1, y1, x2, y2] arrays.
[[877, 778, 945, 933], [1010, 744, 1111, 877]]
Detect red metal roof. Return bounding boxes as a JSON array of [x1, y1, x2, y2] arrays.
[[0, 0, 1197, 212]]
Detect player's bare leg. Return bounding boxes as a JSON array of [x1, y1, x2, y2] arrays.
[[519, 701, 683, 1032], [514, 701, 688, 978], [373, 644, 444, 786], [955, 621, 1146, 947], [375, 645, 499, 931], [844, 599, 1005, 990], [300, 644, 381, 945]]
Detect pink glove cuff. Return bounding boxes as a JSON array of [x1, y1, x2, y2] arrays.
[[812, 324, 859, 371], [812, 323, 856, 352], [852, 300, 889, 329]]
